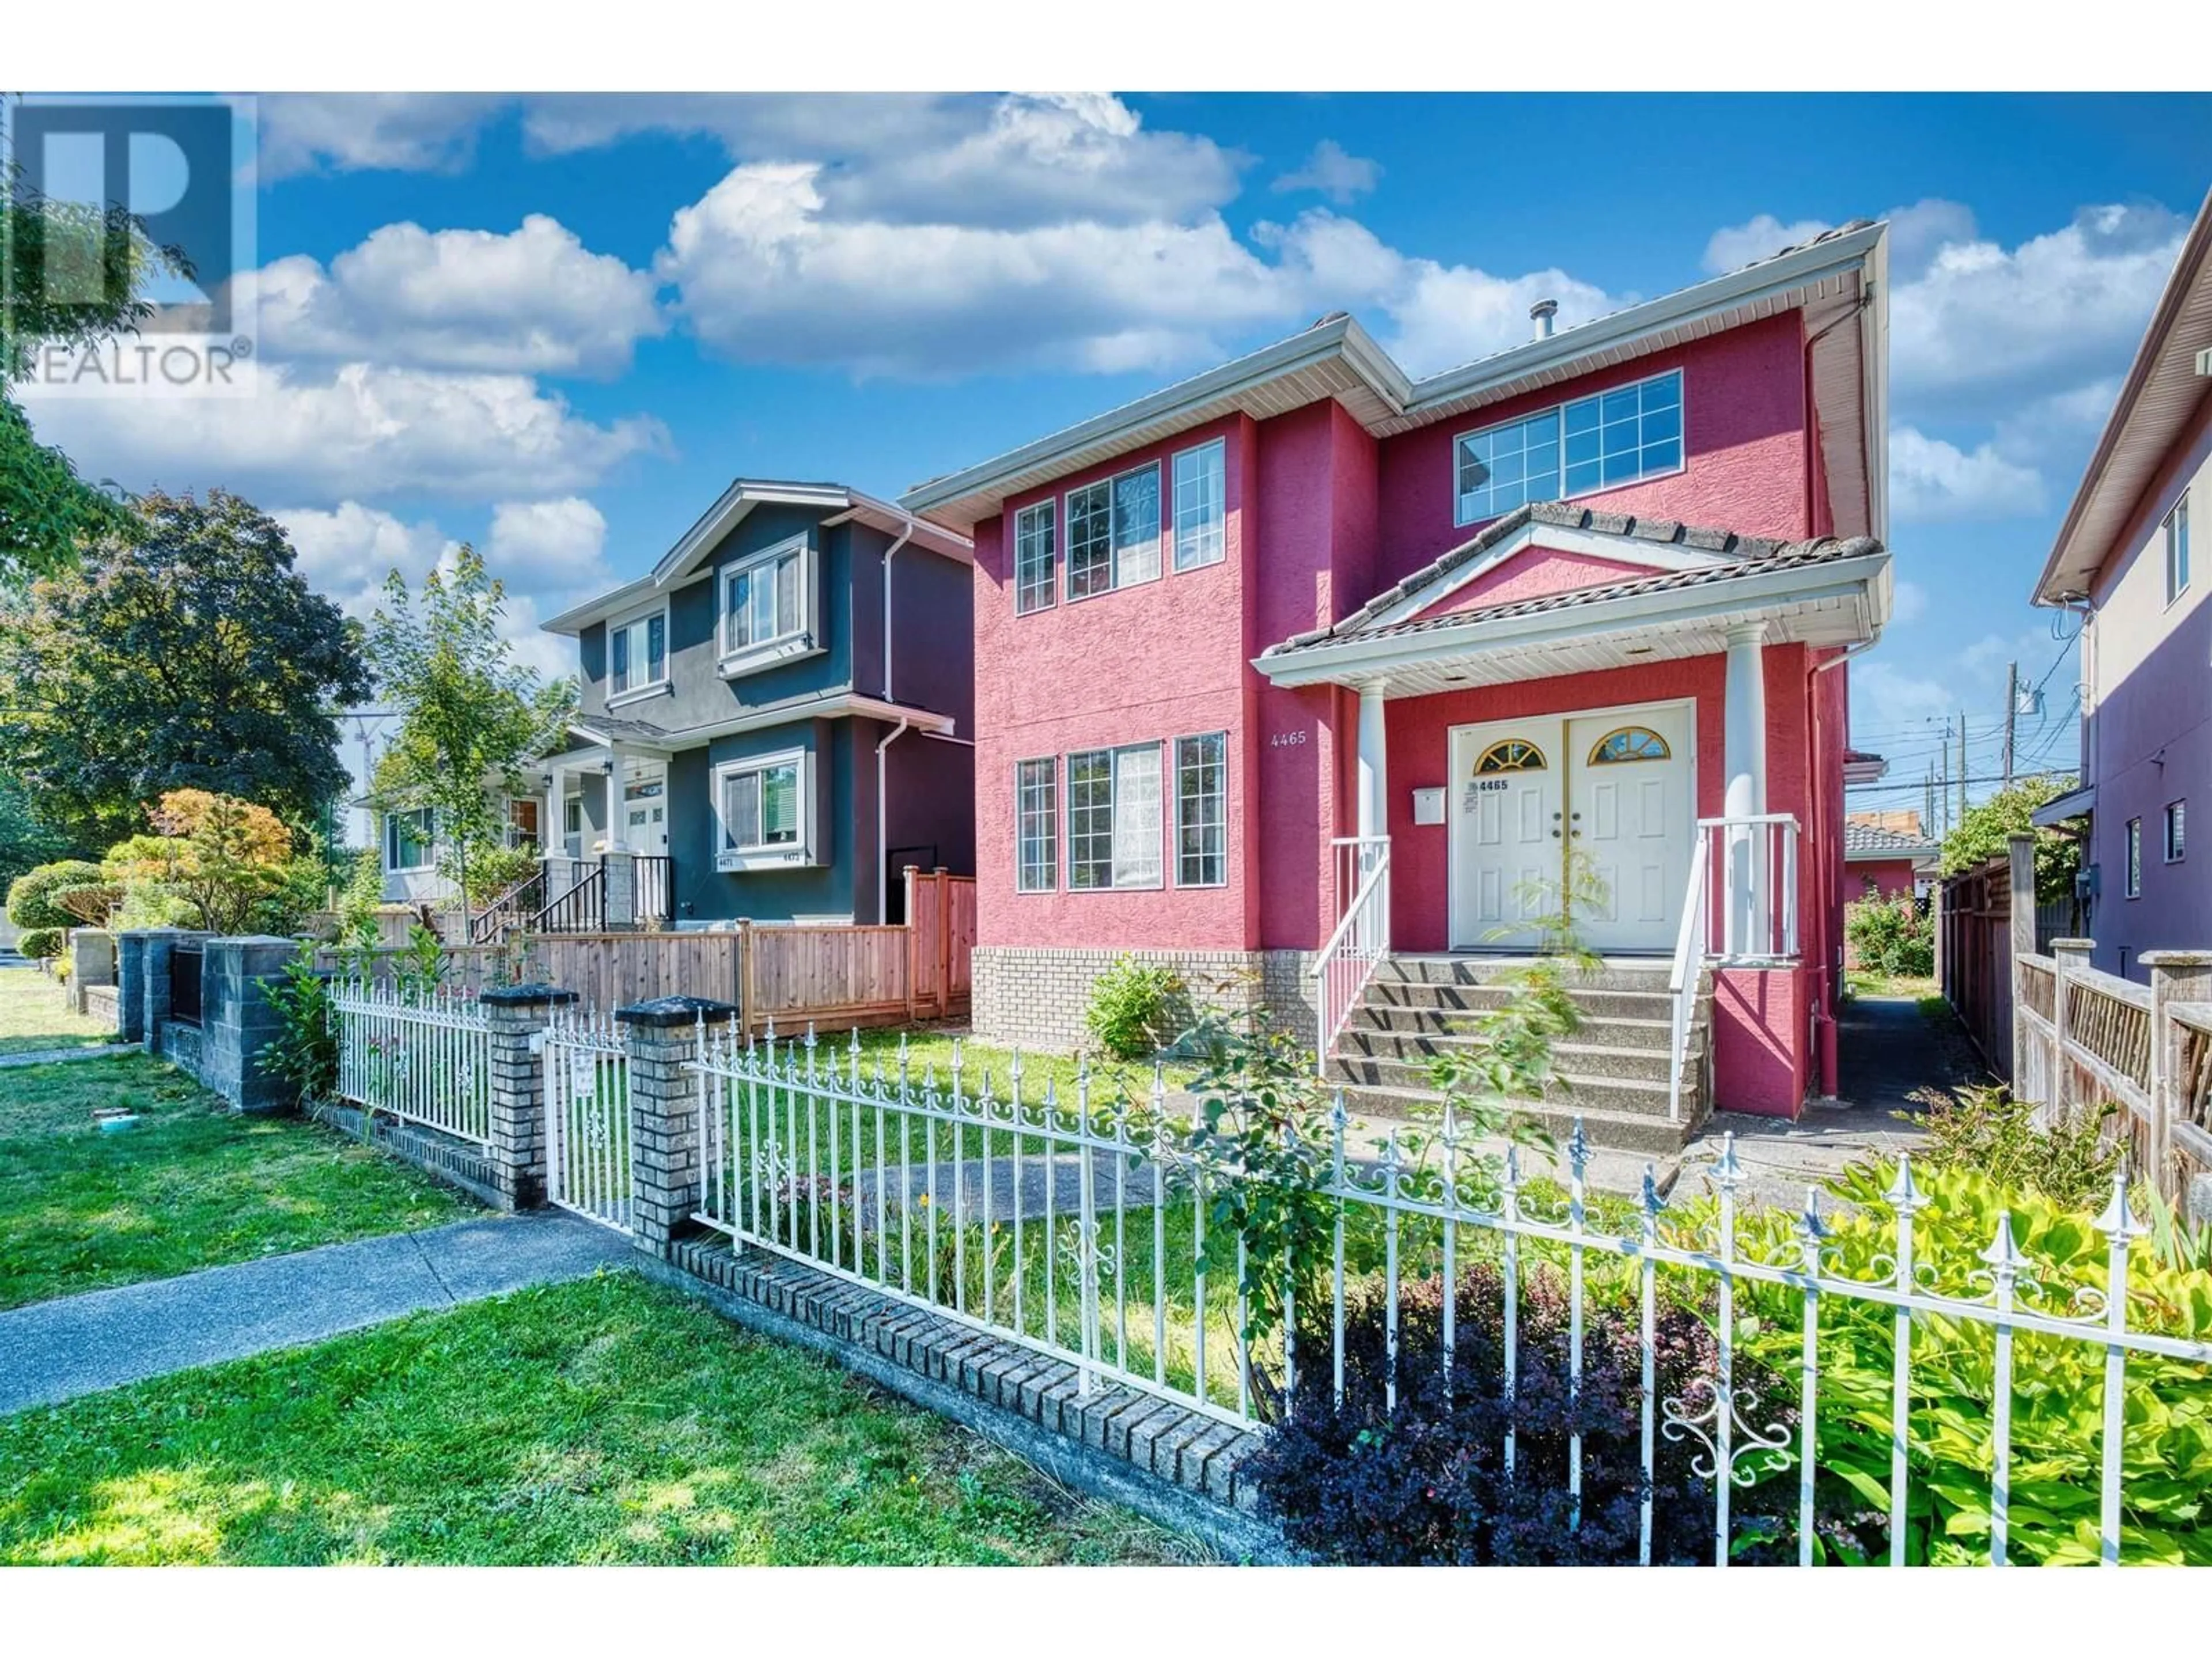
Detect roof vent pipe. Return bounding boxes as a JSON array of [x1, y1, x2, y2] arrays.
[[1530, 298, 1558, 340]]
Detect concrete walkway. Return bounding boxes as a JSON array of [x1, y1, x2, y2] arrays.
[[1677, 993, 1984, 1209], [0, 1211, 635, 1415], [0, 1042, 141, 1070]]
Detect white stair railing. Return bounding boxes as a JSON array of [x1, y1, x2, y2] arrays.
[[1314, 836, 1391, 1073], [1665, 813, 1802, 1122]]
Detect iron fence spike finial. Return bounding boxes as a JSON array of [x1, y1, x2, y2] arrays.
[[1885, 1151, 1923, 1215], [1569, 1116, 1591, 1171], [1641, 1162, 1662, 1221], [1982, 1209, 2025, 1276], [2094, 1169, 2142, 1241], [1712, 1131, 1742, 1190]]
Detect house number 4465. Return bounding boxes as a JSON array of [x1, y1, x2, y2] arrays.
[[1270, 729, 1308, 747]]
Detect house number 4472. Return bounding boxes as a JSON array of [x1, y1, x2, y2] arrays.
[[1270, 729, 1308, 747]]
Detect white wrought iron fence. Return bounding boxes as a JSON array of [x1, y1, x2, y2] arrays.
[[541, 1003, 633, 1232], [331, 979, 492, 1146], [682, 1020, 2212, 1567]]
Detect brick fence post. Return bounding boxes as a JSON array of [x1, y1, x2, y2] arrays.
[[618, 994, 738, 1257], [479, 983, 577, 1211]]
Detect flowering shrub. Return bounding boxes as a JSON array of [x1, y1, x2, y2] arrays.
[[1845, 888, 1934, 978]]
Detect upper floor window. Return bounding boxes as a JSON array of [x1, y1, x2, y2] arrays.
[[608, 605, 667, 700], [2165, 493, 2190, 605], [1014, 501, 1056, 616], [1068, 741, 1162, 889], [1454, 369, 1684, 525], [383, 806, 433, 873], [1067, 463, 1161, 601], [2165, 800, 2187, 864], [2126, 817, 2143, 898], [719, 537, 812, 674], [1172, 439, 1226, 572]]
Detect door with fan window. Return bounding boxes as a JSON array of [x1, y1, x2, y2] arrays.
[[1448, 719, 1564, 950]]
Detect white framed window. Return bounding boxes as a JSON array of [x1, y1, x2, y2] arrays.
[[714, 749, 812, 871], [2126, 817, 2143, 898], [505, 798, 540, 850], [718, 536, 813, 674], [1014, 500, 1056, 616], [2165, 493, 2191, 605], [562, 794, 585, 860], [1068, 742, 1162, 890], [1171, 439, 1226, 572], [1454, 369, 1685, 525], [1066, 462, 1161, 601], [2165, 800, 2187, 863], [1015, 757, 1058, 892], [608, 603, 668, 700], [1173, 732, 1228, 888], [383, 806, 434, 873]]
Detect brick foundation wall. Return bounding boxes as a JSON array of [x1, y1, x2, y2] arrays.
[[973, 946, 1319, 1053]]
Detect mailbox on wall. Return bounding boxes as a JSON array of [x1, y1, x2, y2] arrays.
[[1411, 787, 1445, 825]]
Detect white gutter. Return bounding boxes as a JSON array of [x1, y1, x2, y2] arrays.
[[882, 510, 916, 700], [875, 718, 910, 925]]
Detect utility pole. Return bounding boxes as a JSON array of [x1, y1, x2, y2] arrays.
[[1957, 711, 1969, 826], [1924, 764, 1936, 840], [2002, 661, 2018, 787]]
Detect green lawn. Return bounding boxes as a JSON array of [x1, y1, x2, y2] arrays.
[[0, 965, 118, 1056], [0, 1273, 1202, 1566], [834, 1024, 1194, 1105], [0, 1052, 468, 1310]]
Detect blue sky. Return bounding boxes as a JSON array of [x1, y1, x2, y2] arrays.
[[22, 91, 2211, 823]]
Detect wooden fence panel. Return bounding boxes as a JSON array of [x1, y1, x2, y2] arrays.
[[517, 931, 743, 1009], [745, 923, 910, 1033], [897, 867, 977, 1020]]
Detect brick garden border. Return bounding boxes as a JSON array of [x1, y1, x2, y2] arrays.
[[641, 1230, 1289, 1563]]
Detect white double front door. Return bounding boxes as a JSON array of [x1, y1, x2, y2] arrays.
[[1447, 700, 1694, 952], [620, 761, 669, 856]]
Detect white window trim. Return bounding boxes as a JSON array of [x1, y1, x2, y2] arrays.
[[1063, 461, 1164, 605], [562, 791, 586, 861], [2164, 800, 2186, 864], [383, 806, 435, 873], [1014, 499, 1057, 617], [1171, 437, 1228, 574], [1452, 368, 1688, 528], [1067, 740, 1165, 892], [1171, 731, 1230, 889], [717, 535, 818, 679], [1014, 756, 1058, 893], [607, 600, 672, 706], [2162, 493, 2191, 609], [712, 747, 816, 872]]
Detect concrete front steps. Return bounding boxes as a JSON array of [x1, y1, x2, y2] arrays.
[[1324, 955, 1713, 1159]]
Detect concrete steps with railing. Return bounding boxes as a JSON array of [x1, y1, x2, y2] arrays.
[[1323, 955, 1714, 1156]]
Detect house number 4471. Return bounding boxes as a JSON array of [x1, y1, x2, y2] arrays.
[[1270, 729, 1308, 747]]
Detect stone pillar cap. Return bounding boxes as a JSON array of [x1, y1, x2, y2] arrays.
[[2051, 938, 2096, 949], [2140, 950, 2212, 968], [479, 983, 581, 1006], [617, 994, 739, 1028]]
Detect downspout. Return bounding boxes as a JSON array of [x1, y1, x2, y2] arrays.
[[876, 509, 920, 925], [1806, 631, 1883, 1099], [876, 718, 911, 925]]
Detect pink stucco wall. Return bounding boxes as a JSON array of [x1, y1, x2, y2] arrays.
[[1849, 858, 1920, 900], [1373, 312, 1815, 584], [1411, 547, 1657, 620]]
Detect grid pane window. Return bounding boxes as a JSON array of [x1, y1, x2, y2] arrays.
[[1064, 464, 1162, 600], [1016, 758, 1058, 891], [1015, 501, 1056, 615], [2166, 800, 2187, 863], [1563, 370, 1683, 495], [1172, 440, 1226, 571], [2126, 817, 2143, 897], [1456, 411, 1560, 522], [1066, 743, 1162, 889], [1175, 733, 1228, 887], [2166, 494, 2191, 604]]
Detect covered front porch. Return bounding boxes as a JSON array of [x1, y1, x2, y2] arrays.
[[1256, 508, 1891, 1120]]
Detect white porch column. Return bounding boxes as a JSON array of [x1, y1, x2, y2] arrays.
[[1722, 622, 1768, 955], [1356, 681, 1389, 843], [543, 762, 566, 882], [603, 744, 627, 851]]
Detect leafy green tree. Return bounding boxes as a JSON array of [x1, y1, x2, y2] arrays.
[[0, 767, 88, 893], [367, 545, 574, 921], [1938, 774, 2081, 904], [103, 788, 297, 935], [2, 154, 189, 581], [0, 490, 370, 846]]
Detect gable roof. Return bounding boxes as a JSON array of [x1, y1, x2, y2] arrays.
[[1844, 820, 1939, 860], [541, 480, 972, 638], [1269, 503, 1882, 654], [902, 221, 1888, 539]]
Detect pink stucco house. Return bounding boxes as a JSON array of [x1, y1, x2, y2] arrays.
[[903, 221, 1896, 1148], [2032, 184, 2212, 982]]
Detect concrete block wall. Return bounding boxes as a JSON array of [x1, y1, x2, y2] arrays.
[[972, 945, 1320, 1054]]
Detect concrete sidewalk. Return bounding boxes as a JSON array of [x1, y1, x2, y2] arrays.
[[0, 1211, 635, 1415], [0, 1042, 141, 1070]]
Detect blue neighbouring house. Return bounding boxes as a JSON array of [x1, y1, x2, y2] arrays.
[[507, 480, 975, 933]]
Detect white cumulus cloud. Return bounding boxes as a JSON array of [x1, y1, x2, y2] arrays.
[[257, 216, 664, 377], [1889, 426, 2046, 523], [257, 93, 506, 180], [487, 497, 611, 589], [1272, 140, 1382, 204]]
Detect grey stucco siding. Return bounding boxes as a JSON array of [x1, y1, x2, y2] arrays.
[[671, 718, 855, 925]]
